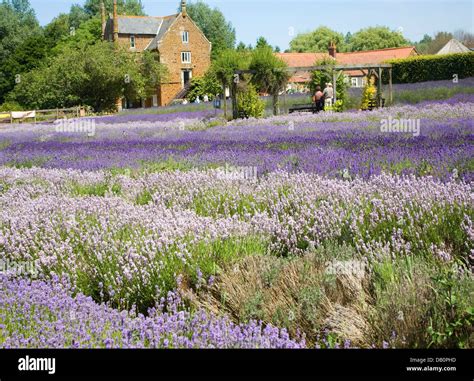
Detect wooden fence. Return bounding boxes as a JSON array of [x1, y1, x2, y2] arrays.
[[0, 107, 86, 124]]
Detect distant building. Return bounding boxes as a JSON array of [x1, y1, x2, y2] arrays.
[[277, 45, 418, 89], [103, 0, 211, 108], [436, 39, 471, 55]]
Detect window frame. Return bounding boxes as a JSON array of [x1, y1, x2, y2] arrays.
[[130, 35, 136, 49], [181, 51, 192, 64], [182, 31, 189, 44]]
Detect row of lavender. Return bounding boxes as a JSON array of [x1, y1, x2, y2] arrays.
[[0, 96, 473, 181], [1, 167, 472, 347]]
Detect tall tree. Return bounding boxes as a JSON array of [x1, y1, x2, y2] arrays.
[[348, 26, 409, 51], [184, 1, 236, 58], [289, 26, 345, 53], [256, 36, 272, 50], [0, 0, 40, 103], [210, 49, 249, 118], [249, 46, 290, 116], [84, 0, 145, 16]]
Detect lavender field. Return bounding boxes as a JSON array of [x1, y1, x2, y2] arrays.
[[0, 93, 473, 349]]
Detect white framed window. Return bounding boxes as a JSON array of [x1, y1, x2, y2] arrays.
[[182, 31, 189, 43], [130, 35, 136, 49], [351, 77, 358, 87], [181, 51, 191, 64]]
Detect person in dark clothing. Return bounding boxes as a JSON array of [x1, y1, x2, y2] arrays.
[[313, 85, 324, 112]]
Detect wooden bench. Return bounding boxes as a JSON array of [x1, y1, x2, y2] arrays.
[[289, 104, 319, 114]]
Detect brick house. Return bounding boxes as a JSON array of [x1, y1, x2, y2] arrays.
[[277, 45, 418, 89], [103, 0, 211, 108]]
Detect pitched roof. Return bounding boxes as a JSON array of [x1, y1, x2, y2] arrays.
[[277, 47, 417, 82], [276, 52, 329, 67], [437, 39, 471, 55], [146, 15, 178, 50], [117, 16, 165, 35], [337, 46, 417, 65]]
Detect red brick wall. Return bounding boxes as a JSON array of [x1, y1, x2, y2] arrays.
[[157, 14, 211, 105]]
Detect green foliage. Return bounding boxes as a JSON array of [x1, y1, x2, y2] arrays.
[[186, 71, 221, 102], [84, 0, 145, 16], [185, 1, 236, 58], [428, 267, 474, 348], [348, 26, 409, 51], [8, 40, 165, 112], [0, 100, 23, 111], [211, 49, 250, 88], [387, 53, 474, 84], [309, 57, 348, 110], [415, 32, 453, 55], [0, 0, 41, 102], [249, 47, 290, 115], [289, 26, 346, 53], [360, 78, 377, 110], [237, 83, 265, 119]]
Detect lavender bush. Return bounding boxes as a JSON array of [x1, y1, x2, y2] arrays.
[[0, 275, 304, 349]]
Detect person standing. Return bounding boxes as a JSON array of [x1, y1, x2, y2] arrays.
[[313, 86, 324, 112], [323, 83, 334, 109]]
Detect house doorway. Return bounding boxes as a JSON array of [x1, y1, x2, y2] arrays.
[[182, 70, 192, 88]]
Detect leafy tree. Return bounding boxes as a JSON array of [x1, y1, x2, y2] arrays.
[[256, 36, 272, 50], [415, 34, 433, 54], [44, 14, 71, 47], [8, 41, 165, 112], [84, 0, 145, 16], [289, 26, 345, 53], [185, 1, 236, 58], [348, 26, 409, 51], [310, 56, 348, 110], [249, 46, 290, 116], [425, 31, 454, 54], [0, 0, 40, 102], [274, 46, 281, 53], [210, 49, 250, 118], [69, 4, 90, 29], [51, 16, 103, 54], [236, 42, 248, 52]]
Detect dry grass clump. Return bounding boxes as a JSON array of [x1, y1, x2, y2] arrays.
[[184, 245, 375, 347]]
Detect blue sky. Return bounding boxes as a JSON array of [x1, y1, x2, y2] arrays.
[[30, 0, 474, 50]]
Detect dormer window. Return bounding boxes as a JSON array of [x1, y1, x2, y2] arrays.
[[182, 31, 189, 44], [130, 35, 136, 49]]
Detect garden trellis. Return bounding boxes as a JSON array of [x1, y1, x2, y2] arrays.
[[233, 63, 394, 118]]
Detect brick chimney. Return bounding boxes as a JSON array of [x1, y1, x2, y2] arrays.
[[329, 41, 337, 59], [100, 1, 106, 39], [113, 0, 119, 42], [181, 0, 187, 17]]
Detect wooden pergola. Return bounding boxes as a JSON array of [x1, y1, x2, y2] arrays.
[[231, 63, 393, 118]]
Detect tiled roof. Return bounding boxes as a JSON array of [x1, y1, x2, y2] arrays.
[[117, 16, 164, 35], [146, 15, 178, 50], [277, 47, 417, 82]]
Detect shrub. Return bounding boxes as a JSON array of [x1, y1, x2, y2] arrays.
[[186, 71, 222, 102], [237, 83, 265, 118], [360, 77, 377, 110], [386, 53, 474, 84], [0, 101, 23, 112]]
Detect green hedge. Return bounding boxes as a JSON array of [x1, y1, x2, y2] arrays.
[[385, 53, 474, 84]]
